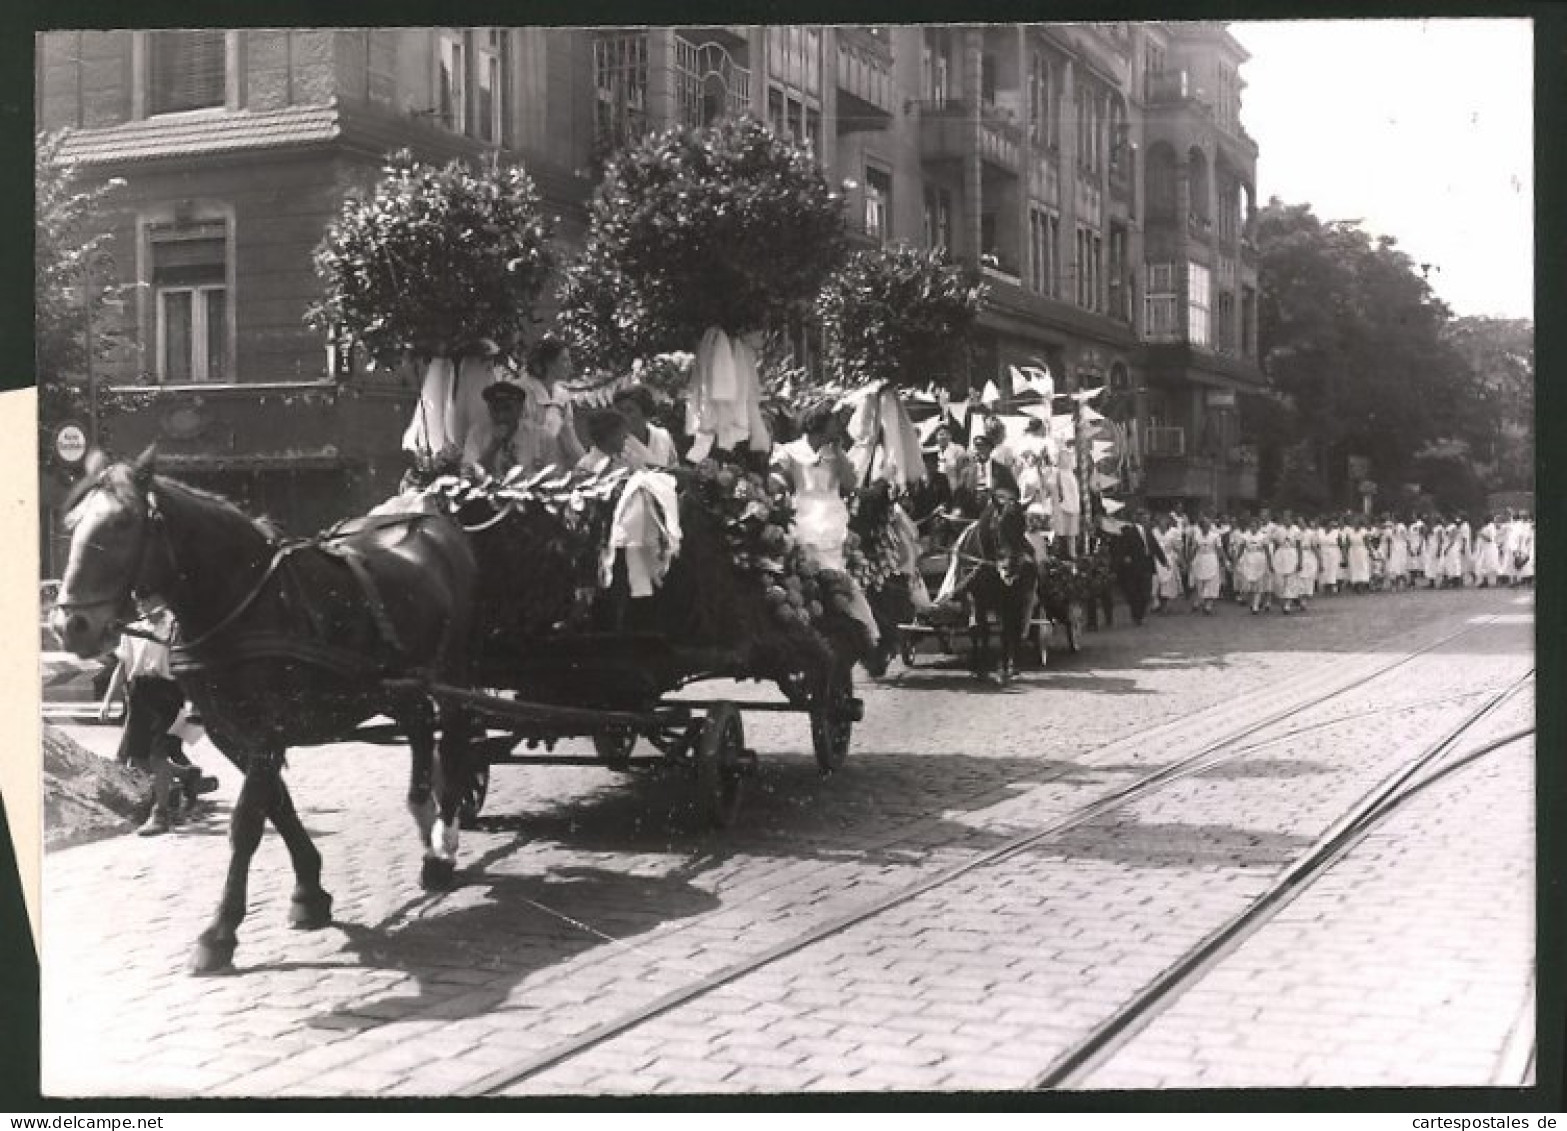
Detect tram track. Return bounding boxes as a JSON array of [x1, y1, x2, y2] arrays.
[[1032, 668, 1534, 1089], [458, 612, 1525, 1096]]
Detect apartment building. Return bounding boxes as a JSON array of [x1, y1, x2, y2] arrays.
[[36, 23, 1264, 559]]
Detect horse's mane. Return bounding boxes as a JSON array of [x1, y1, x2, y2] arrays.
[[152, 474, 281, 544]]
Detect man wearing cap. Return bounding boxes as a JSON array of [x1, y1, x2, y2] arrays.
[[463, 372, 530, 479]]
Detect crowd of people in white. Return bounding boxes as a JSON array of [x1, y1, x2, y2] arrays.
[[1144, 509, 1536, 616]]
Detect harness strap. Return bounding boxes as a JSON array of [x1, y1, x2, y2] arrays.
[[171, 631, 385, 680], [321, 544, 408, 657], [178, 543, 304, 653]]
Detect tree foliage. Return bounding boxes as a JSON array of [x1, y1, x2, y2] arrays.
[[1441, 315, 1534, 493], [35, 130, 125, 440], [817, 245, 985, 392], [558, 116, 848, 373], [310, 150, 557, 370], [1255, 199, 1482, 505]]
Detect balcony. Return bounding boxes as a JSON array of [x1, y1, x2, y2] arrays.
[[835, 27, 894, 130], [1146, 69, 1211, 109], [1144, 424, 1187, 459], [916, 100, 1022, 175], [1144, 455, 1220, 501], [1187, 213, 1214, 243]]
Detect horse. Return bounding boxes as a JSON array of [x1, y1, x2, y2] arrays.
[[51, 448, 478, 975], [947, 496, 1039, 683]]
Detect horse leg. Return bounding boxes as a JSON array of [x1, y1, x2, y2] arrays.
[[266, 775, 333, 931], [190, 751, 279, 975], [423, 707, 475, 891], [402, 697, 439, 863]]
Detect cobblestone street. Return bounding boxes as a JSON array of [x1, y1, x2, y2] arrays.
[[40, 586, 1535, 1097]]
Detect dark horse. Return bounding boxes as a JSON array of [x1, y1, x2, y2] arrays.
[[51, 449, 477, 974], [948, 497, 1039, 683]]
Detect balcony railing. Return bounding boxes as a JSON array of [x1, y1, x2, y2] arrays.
[[836, 27, 895, 123], [1146, 69, 1210, 108], [1187, 213, 1213, 241], [1144, 424, 1187, 458], [915, 100, 1022, 174]]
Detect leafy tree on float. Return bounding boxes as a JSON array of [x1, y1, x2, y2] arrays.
[[817, 245, 986, 396], [557, 116, 848, 375], [309, 150, 558, 371], [35, 130, 127, 452], [1256, 199, 1477, 504]]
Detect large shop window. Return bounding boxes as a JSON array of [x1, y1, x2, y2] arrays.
[[148, 30, 226, 115], [1187, 261, 1212, 348], [594, 32, 649, 154], [152, 223, 229, 383]]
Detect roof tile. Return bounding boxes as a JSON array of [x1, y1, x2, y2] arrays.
[[60, 104, 341, 164]]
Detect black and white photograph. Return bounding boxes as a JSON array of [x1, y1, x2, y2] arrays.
[[30, 20, 1538, 1099]]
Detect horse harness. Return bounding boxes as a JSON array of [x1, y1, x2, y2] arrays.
[[155, 500, 430, 681]]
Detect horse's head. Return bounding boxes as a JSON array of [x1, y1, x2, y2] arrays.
[[51, 447, 161, 658]]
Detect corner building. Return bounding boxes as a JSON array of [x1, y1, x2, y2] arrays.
[[36, 24, 1264, 562]]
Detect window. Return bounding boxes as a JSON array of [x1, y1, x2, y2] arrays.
[[475, 30, 504, 144], [769, 83, 821, 153], [924, 184, 953, 251], [1029, 206, 1061, 298], [151, 222, 229, 383], [437, 29, 466, 133], [148, 30, 226, 115], [922, 29, 951, 105], [1144, 41, 1166, 92], [595, 32, 649, 154], [1144, 262, 1179, 341], [1108, 225, 1129, 321], [1241, 286, 1257, 357], [1216, 291, 1236, 354], [864, 166, 892, 243], [1187, 261, 1212, 347], [770, 26, 822, 97], [1076, 226, 1102, 311], [981, 52, 997, 107], [1146, 144, 1178, 220], [1029, 52, 1052, 147]]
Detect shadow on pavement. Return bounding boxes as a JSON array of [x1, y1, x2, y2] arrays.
[[1027, 816, 1315, 870], [302, 862, 722, 1029]]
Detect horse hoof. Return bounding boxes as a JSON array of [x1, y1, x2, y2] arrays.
[[420, 857, 457, 892], [289, 890, 334, 931], [189, 939, 237, 977]]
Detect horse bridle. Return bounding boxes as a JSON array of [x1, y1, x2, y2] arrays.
[[54, 474, 168, 635]]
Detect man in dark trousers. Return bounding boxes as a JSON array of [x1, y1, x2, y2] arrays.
[[1113, 508, 1169, 625]]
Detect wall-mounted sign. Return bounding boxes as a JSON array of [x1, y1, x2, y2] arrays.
[[1205, 389, 1237, 408], [54, 423, 88, 464]]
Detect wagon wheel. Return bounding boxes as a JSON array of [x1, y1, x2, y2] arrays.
[[809, 666, 856, 774], [1065, 600, 1088, 654], [457, 761, 491, 829], [592, 728, 636, 772], [694, 703, 746, 829]]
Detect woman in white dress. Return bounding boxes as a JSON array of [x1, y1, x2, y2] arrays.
[[1443, 520, 1470, 587], [1298, 521, 1320, 606], [1423, 516, 1444, 588], [1187, 516, 1224, 615], [1238, 519, 1273, 614], [1515, 516, 1535, 586], [1345, 521, 1372, 593], [1272, 522, 1303, 614], [771, 404, 879, 646], [1155, 517, 1184, 610], [1318, 519, 1342, 595], [1385, 520, 1410, 590], [1473, 516, 1503, 587]]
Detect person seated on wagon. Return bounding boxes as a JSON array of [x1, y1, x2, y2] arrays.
[[463, 372, 529, 479], [576, 408, 633, 475], [613, 384, 680, 470]]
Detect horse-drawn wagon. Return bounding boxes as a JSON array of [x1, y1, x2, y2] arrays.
[[894, 512, 1090, 679], [414, 458, 872, 830]]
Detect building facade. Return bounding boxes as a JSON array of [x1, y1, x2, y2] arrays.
[[36, 23, 1264, 566]]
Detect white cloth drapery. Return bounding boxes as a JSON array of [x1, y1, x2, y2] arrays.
[[686, 328, 771, 463]]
